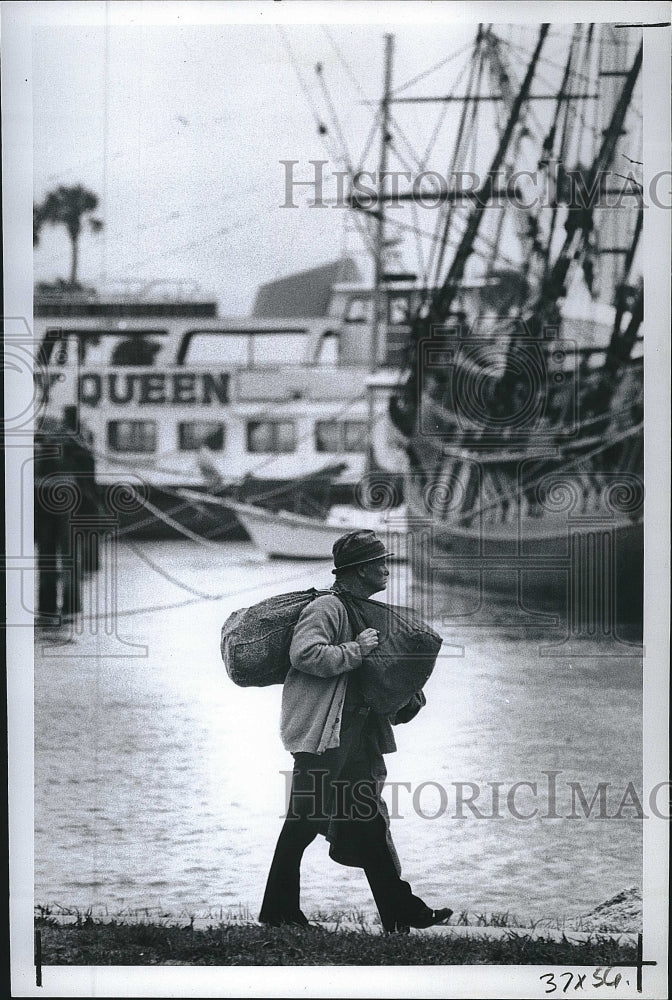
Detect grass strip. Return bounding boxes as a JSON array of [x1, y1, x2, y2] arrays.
[[35, 917, 638, 967]]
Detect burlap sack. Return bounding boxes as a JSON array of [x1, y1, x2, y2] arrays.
[[336, 592, 442, 715], [220, 588, 326, 687]]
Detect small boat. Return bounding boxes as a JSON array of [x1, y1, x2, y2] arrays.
[[177, 489, 407, 560]]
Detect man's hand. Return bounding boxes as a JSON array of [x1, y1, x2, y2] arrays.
[[356, 628, 379, 657]]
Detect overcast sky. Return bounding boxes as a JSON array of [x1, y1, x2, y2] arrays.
[[26, 3, 650, 316], [32, 15, 491, 313]]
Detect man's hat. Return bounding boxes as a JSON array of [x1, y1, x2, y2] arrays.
[[331, 529, 392, 574]]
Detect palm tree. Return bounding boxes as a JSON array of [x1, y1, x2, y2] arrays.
[[35, 184, 103, 286]]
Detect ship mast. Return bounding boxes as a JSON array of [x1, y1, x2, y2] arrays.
[[385, 24, 549, 437], [526, 41, 643, 335], [371, 33, 395, 378], [424, 23, 549, 331], [387, 28, 642, 432], [367, 33, 394, 463]]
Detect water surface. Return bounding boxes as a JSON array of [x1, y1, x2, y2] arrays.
[[34, 540, 642, 923]]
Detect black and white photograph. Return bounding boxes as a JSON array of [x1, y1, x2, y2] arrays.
[[3, 1, 670, 996]]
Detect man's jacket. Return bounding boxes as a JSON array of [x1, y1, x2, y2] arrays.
[[282, 591, 399, 754]]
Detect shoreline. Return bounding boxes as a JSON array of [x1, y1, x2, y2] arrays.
[[34, 886, 644, 936], [35, 908, 642, 938]]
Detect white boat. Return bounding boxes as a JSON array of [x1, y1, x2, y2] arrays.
[[177, 489, 407, 560], [33, 273, 409, 540]]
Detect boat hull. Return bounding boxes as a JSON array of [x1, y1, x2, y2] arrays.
[[391, 341, 644, 633], [222, 500, 408, 561], [403, 505, 643, 634], [225, 503, 345, 559]]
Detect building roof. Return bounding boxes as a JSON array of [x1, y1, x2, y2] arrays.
[[252, 258, 362, 318]]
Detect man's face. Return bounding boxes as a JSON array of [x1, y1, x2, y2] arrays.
[[359, 557, 389, 594]]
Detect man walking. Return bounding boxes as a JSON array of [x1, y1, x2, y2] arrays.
[[259, 529, 452, 933]]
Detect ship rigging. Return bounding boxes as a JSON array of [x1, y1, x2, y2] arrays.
[[328, 22, 644, 631]]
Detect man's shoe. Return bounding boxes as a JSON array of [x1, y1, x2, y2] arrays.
[[409, 907, 453, 929]]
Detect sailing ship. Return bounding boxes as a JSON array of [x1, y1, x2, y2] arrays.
[[339, 23, 644, 631]]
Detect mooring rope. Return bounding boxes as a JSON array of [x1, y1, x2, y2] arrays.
[[127, 489, 228, 548], [125, 540, 225, 600], [75, 564, 325, 621]]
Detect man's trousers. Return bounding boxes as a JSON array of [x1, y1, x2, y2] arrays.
[[259, 718, 432, 932]]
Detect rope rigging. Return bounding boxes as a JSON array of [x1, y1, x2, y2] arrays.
[[391, 39, 475, 96], [321, 25, 369, 102], [427, 28, 487, 304]]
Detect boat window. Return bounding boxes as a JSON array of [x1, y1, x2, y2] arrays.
[[180, 332, 250, 366], [314, 330, 339, 365], [40, 328, 168, 367], [250, 333, 307, 366], [110, 336, 163, 366], [343, 421, 367, 452], [388, 294, 411, 326], [178, 421, 225, 452], [315, 421, 342, 453], [107, 420, 156, 453], [315, 420, 367, 453], [344, 297, 371, 323], [385, 326, 409, 367], [177, 329, 310, 366], [246, 420, 296, 453]]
